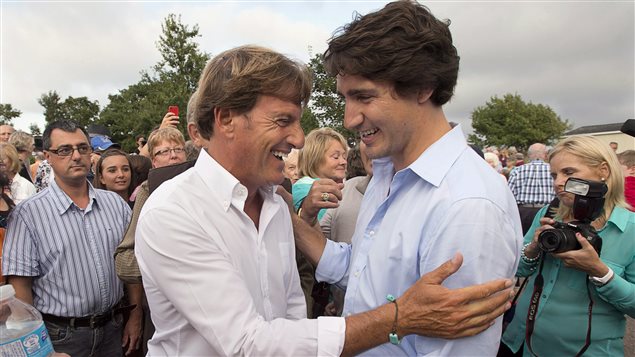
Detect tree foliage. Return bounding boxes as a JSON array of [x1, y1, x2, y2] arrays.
[[98, 14, 209, 152], [38, 90, 99, 128], [38, 91, 63, 124], [0, 103, 21, 125], [306, 54, 356, 146], [468, 93, 570, 151], [28, 123, 42, 136]]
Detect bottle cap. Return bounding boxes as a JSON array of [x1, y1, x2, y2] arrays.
[[0, 284, 16, 301]]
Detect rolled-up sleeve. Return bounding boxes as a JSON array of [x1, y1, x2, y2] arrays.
[[315, 239, 351, 287]]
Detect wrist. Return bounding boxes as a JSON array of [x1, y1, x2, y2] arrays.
[[589, 267, 614, 287], [521, 242, 541, 263], [297, 207, 317, 226]]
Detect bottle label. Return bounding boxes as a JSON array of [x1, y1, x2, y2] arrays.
[[0, 322, 54, 357]]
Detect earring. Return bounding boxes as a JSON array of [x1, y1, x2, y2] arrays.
[[601, 177, 606, 182]]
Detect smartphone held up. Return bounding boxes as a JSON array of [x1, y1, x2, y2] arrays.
[[168, 105, 179, 117]]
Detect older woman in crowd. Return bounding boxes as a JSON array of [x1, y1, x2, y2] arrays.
[[0, 143, 36, 204], [501, 135, 635, 356], [291, 127, 347, 317], [293, 127, 348, 223]]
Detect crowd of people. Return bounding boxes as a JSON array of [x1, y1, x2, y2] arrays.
[[1, 1, 634, 356]]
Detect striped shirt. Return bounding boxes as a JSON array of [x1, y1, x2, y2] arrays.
[[507, 160, 555, 205], [2, 179, 131, 317]]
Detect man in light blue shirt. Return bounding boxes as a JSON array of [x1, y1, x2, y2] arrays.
[[294, 1, 523, 355]]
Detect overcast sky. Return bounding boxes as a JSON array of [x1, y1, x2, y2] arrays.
[[1, 1, 633, 135]]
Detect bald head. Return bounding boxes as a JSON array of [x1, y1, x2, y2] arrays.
[[0, 125, 15, 142], [527, 143, 548, 161]]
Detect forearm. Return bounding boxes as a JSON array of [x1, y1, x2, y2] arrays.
[[341, 302, 395, 356], [125, 283, 144, 309], [292, 213, 326, 267], [7, 276, 34, 305]]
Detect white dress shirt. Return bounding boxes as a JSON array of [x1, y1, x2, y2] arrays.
[[135, 149, 345, 356], [10, 174, 36, 204], [317, 125, 523, 356]]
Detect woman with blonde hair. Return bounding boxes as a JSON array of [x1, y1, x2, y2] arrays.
[[291, 127, 347, 318], [0, 143, 35, 204], [292, 127, 348, 222], [501, 135, 635, 356]]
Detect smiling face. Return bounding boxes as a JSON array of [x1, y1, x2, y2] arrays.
[[99, 155, 131, 197], [549, 151, 608, 208], [337, 74, 429, 171], [316, 139, 347, 182], [227, 95, 304, 192]]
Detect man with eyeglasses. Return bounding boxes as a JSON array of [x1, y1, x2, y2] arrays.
[[2, 120, 142, 357]]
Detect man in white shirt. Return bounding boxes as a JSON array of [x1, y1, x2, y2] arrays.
[[135, 45, 514, 356]]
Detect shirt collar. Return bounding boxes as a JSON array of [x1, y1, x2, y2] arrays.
[[194, 149, 276, 212], [49, 178, 97, 215], [408, 124, 467, 187], [606, 205, 630, 232]]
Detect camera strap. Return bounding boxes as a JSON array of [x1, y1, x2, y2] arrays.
[[524, 257, 596, 357], [524, 256, 545, 357]]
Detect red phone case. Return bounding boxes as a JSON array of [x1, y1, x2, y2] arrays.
[[168, 106, 179, 116]]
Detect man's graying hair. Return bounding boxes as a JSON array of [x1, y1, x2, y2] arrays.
[[42, 120, 90, 150], [195, 45, 313, 140]]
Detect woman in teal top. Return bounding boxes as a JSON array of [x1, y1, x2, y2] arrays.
[[292, 128, 348, 223], [501, 136, 635, 356]]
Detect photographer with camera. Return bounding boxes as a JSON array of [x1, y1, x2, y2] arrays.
[[500, 135, 635, 357]]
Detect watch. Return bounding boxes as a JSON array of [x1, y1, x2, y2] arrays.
[[589, 267, 614, 287]]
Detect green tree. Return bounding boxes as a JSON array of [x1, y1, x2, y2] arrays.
[[38, 91, 63, 123], [468, 93, 570, 151], [0, 103, 21, 125], [306, 54, 356, 145], [38, 90, 100, 128], [98, 14, 210, 152], [28, 123, 42, 136], [60, 96, 100, 128]]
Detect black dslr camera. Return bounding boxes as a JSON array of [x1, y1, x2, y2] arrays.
[[538, 178, 607, 254]]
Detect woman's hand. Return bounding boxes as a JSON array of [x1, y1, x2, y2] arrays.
[[300, 179, 343, 224], [523, 217, 556, 259], [552, 232, 608, 277], [160, 112, 180, 129]]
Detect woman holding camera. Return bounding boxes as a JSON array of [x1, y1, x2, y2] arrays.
[[501, 135, 635, 356]]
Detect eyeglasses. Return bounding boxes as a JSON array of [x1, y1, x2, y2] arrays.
[[48, 144, 92, 157], [154, 147, 185, 157]]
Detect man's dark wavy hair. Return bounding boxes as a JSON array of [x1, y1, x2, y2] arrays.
[[324, 0, 459, 105]]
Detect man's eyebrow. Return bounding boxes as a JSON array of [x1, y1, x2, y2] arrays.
[[343, 88, 378, 97]]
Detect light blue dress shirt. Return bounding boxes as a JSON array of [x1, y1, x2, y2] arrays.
[[316, 125, 523, 355]]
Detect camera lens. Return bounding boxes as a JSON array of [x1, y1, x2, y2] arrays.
[[538, 229, 563, 252]]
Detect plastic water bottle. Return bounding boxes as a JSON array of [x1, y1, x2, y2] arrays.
[[0, 284, 54, 357]]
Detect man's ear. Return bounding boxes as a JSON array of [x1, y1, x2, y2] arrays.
[[417, 88, 434, 104], [213, 107, 235, 137]]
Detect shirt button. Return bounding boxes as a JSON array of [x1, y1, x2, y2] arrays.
[[369, 231, 375, 237], [354, 271, 360, 277], [542, 294, 547, 298], [346, 312, 352, 317]]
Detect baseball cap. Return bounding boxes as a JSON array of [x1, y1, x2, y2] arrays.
[[91, 135, 120, 152]]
